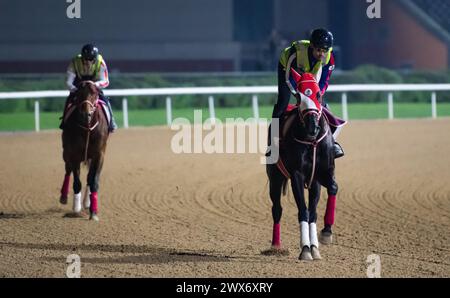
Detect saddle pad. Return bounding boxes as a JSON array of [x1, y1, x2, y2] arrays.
[[98, 100, 111, 124], [63, 99, 111, 125]]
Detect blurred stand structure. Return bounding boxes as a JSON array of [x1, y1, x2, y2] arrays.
[[0, 0, 449, 74]]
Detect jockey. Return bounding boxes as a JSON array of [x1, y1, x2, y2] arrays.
[[267, 28, 344, 158], [60, 44, 117, 132]]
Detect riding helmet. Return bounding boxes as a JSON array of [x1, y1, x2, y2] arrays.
[[81, 44, 99, 61], [310, 28, 333, 50]]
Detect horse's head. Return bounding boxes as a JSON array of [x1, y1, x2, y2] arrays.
[[290, 69, 323, 140], [73, 81, 99, 127]]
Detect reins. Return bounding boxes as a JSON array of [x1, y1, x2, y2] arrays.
[[293, 109, 328, 190], [76, 98, 99, 164]]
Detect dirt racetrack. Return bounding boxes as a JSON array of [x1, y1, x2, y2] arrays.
[[0, 119, 449, 277]]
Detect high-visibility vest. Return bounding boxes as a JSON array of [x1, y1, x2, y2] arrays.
[[279, 40, 332, 76], [72, 54, 104, 80]]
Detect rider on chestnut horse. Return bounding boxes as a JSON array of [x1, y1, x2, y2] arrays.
[[60, 44, 117, 132]]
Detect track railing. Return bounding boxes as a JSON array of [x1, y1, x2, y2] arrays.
[[1, 84, 450, 131]]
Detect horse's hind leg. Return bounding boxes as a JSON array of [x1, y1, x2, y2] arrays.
[[72, 163, 82, 213], [319, 172, 338, 245], [308, 181, 322, 260], [267, 165, 285, 249], [87, 154, 104, 221]]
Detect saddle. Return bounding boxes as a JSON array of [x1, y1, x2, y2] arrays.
[[280, 104, 347, 139], [62, 99, 111, 125]]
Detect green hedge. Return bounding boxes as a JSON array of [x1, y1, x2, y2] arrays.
[[1, 64, 449, 113]]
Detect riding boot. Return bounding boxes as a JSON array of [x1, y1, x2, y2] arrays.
[[265, 116, 283, 157], [334, 142, 344, 159], [59, 94, 74, 130], [265, 124, 273, 157], [104, 97, 118, 132], [59, 110, 66, 130]]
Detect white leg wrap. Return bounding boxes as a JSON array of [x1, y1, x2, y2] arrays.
[[73, 193, 82, 213], [300, 221, 310, 248], [83, 187, 91, 209], [309, 223, 319, 248]]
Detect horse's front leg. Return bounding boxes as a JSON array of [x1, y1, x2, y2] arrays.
[[72, 162, 82, 213], [290, 171, 312, 261], [60, 162, 72, 205], [87, 153, 104, 221], [308, 180, 322, 260], [267, 164, 285, 249]]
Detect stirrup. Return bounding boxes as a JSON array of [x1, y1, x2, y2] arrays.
[[334, 142, 344, 159]]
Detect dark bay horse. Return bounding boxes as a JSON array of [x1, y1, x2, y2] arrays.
[[59, 81, 109, 221], [266, 70, 338, 261]]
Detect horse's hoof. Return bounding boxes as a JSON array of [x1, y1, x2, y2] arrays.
[[311, 245, 322, 260], [89, 213, 99, 222], [60, 196, 68, 205], [299, 246, 313, 261], [319, 230, 333, 245]]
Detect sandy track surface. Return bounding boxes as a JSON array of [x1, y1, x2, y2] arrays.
[[0, 119, 449, 277]]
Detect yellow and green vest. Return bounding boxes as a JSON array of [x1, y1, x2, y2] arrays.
[[72, 54, 104, 80], [279, 40, 332, 76]]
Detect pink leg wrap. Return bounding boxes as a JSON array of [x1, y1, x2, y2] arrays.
[[272, 223, 281, 247], [61, 175, 70, 198], [324, 195, 336, 226], [90, 192, 98, 214]]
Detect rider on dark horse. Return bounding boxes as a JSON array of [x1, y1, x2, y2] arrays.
[[60, 44, 117, 132], [267, 28, 344, 158]]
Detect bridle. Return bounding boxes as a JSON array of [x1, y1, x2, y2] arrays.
[[77, 98, 99, 131], [293, 93, 329, 189], [75, 82, 99, 132], [74, 82, 100, 163]]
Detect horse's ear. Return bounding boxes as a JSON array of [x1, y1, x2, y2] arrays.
[[290, 68, 302, 84]]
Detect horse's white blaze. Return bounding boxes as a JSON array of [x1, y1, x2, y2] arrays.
[[83, 186, 91, 209], [309, 223, 319, 248], [299, 93, 321, 113], [300, 221, 310, 248], [73, 193, 82, 213]]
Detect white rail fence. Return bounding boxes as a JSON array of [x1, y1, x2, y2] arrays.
[[1, 84, 450, 132]]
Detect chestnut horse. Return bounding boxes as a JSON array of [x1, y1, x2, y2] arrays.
[[59, 81, 109, 221]]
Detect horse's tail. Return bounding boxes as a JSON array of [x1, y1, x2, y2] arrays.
[[282, 178, 288, 196]]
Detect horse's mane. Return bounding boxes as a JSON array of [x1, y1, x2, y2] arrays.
[[76, 81, 98, 102]]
